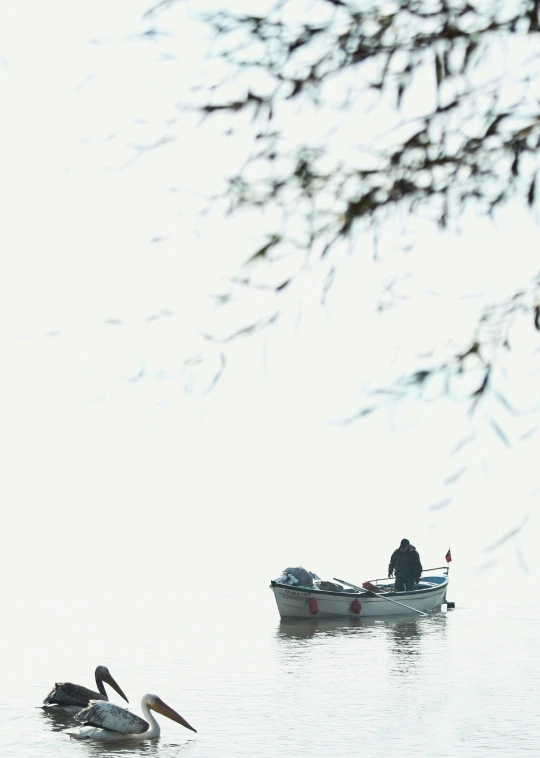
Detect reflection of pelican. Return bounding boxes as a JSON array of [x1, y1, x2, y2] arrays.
[[43, 665, 128, 713], [65, 694, 197, 742]]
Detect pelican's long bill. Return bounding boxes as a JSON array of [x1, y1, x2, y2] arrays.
[[101, 670, 129, 703], [151, 697, 197, 733]]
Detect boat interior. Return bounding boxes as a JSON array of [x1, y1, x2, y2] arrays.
[[274, 571, 447, 593]]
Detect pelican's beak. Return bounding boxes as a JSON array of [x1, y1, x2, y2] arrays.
[[152, 699, 197, 733], [102, 672, 129, 703]]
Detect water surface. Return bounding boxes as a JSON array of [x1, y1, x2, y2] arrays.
[[2, 576, 537, 757]]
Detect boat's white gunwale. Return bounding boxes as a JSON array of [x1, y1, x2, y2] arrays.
[[269, 578, 448, 600]]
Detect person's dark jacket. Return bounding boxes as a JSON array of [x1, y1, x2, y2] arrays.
[[388, 546, 422, 579]]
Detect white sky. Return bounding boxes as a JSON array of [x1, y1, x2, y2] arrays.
[[0, 1, 537, 593]]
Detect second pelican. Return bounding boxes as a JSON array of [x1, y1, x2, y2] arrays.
[[43, 665, 129, 713]]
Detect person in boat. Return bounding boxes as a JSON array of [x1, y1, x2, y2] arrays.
[[388, 539, 422, 592]]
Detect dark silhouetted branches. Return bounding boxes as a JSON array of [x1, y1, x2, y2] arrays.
[[188, 0, 540, 237], [150, 0, 540, 445], [178, 0, 540, 331]]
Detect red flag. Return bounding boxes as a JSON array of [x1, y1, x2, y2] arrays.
[[445, 548, 452, 563]]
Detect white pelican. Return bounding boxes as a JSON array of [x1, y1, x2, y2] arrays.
[[64, 694, 197, 742], [42, 665, 128, 713]]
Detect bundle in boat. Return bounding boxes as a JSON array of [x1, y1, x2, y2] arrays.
[[279, 567, 315, 587]]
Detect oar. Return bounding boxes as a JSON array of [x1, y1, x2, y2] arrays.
[[333, 577, 428, 617]]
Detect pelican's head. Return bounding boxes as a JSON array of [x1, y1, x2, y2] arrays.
[[145, 694, 197, 733], [95, 666, 129, 703]]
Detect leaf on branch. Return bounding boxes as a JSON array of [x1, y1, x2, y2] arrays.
[[485, 113, 508, 137], [457, 341, 481, 362], [494, 391, 518, 415], [511, 148, 521, 177], [440, 24, 464, 40], [443, 466, 467, 485], [397, 81, 405, 108], [484, 515, 530, 552], [528, 177, 536, 207], [200, 312, 280, 343], [450, 434, 476, 456], [403, 130, 429, 150], [469, 367, 491, 412], [436, 98, 459, 114], [351, 43, 371, 64], [246, 235, 282, 263], [463, 38, 479, 70], [143, 0, 178, 19], [203, 353, 227, 393], [321, 266, 337, 306], [201, 101, 245, 114], [408, 370, 431, 385], [528, 7, 540, 32], [475, 559, 497, 574], [428, 498, 452, 511], [489, 418, 511, 447], [212, 292, 232, 306], [329, 407, 375, 426], [372, 388, 403, 396], [340, 191, 379, 234], [435, 51, 444, 88]]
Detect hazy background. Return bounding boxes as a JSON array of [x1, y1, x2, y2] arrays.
[[0, 3, 538, 738], [0, 3, 539, 756]]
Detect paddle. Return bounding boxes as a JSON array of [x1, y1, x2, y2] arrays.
[[333, 577, 428, 617]]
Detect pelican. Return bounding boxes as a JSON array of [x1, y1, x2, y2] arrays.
[[64, 694, 196, 741], [42, 665, 128, 713]]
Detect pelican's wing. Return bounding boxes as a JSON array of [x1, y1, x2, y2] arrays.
[[44, 682, 101, 706], [75, 701, 149, 734]]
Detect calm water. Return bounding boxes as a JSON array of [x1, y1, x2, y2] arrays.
[[2, 332, 536, 757], [2, 573, 538, 758]]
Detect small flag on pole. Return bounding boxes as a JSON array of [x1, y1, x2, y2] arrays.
[[445, 548, 452, 563]]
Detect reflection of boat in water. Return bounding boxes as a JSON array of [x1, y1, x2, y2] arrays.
[[277, 616, 369, 640], [270, 568, 449, 619], [386, 617, 425, 660], [277, 610, 447, 667]]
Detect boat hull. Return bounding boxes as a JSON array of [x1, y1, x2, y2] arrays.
[[270, 575, 448, 619]]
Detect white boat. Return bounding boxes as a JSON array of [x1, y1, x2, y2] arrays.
[[270, 567, 450, 619]]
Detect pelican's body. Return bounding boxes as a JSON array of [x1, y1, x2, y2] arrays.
[[64, 694, 197, 742], [42, 665, 128, 714]]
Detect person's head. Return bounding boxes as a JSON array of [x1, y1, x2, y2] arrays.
[[400, 538, 410, 552]]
